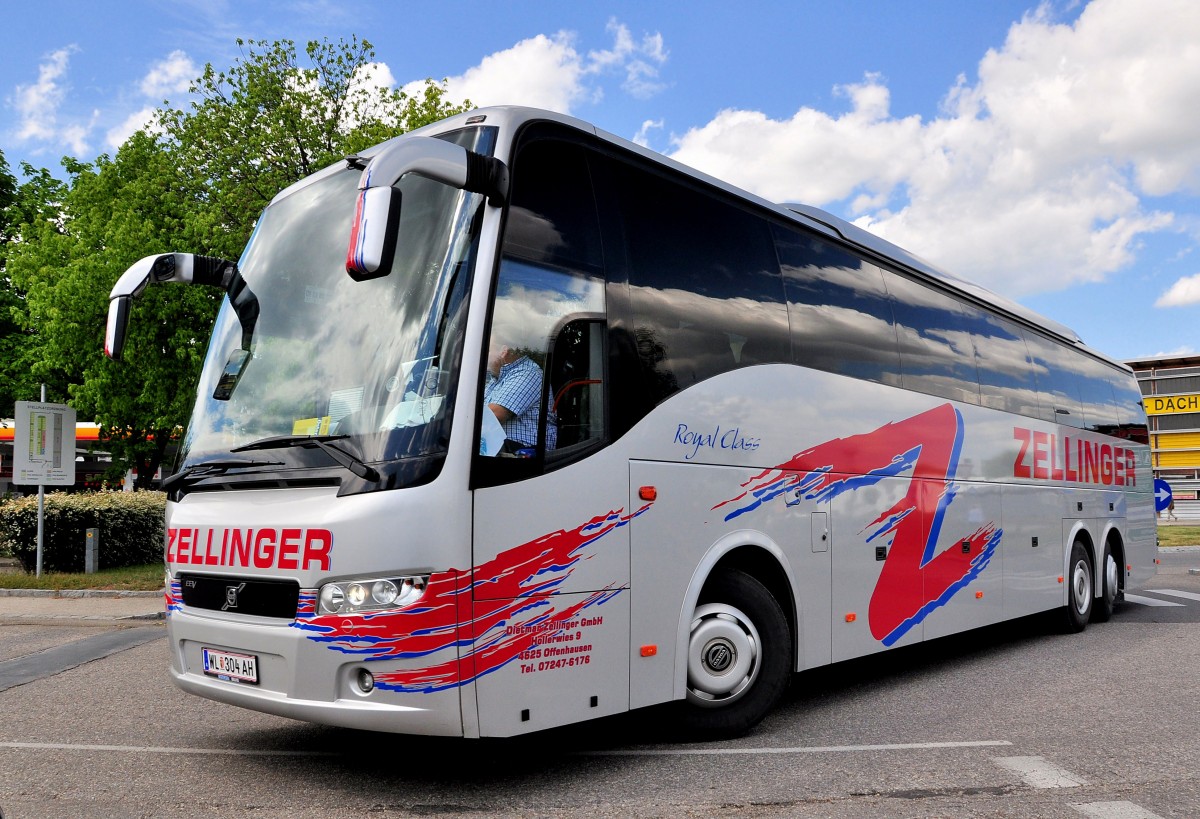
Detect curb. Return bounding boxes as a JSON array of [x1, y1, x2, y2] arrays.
[[0, 588, 163, 599], [0, 614, 166, 626]]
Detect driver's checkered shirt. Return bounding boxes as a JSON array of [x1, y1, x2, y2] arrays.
[[483, 356, 555, 449]]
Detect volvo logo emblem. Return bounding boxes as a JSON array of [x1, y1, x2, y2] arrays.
[[222, 582, 247, 611], [704, 641, 734, 673]]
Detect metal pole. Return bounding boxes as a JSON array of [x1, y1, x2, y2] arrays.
[[36, 383, 45, 578]]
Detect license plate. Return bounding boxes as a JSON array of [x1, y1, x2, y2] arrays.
[[202, 647, 259, 685]]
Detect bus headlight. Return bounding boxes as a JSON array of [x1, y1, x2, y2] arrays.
[[317, 575, 427, 615]]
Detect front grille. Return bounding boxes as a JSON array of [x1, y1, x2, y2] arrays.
[[178, 574, 301, 619]]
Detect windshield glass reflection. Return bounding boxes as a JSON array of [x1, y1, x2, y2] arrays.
[[178, 130, 491, 474]]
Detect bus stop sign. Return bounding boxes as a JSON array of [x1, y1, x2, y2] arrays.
[[13, 401, 76, 486], [1154, 478, 1173, 513]]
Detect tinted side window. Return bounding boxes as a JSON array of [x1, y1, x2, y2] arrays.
[[883, 272, 981, 405], [1024, 331, 1085, 427], [477, 138, 608, 483], [1076, 356, 1122, 433], [502, 139, 603, 272], [774, 225, 901, 386], [1111, 375, 1149, 444], [970, 311, 1042, 418], [616, 166, 788, 404]]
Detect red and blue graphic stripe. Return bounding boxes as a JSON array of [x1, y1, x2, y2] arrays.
[[293, 505, 649, 693], [716, 403, 1002, 646]]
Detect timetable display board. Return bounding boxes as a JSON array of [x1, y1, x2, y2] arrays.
[[13, 401, 76, 486]]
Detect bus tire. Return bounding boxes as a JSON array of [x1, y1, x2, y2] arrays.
[[1092, 542, 1121, 623], [1063, 540, 1093, 633], [679, 569, 792, 738]]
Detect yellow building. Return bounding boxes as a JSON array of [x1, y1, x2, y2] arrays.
[[1126, 354, 1200, 519]]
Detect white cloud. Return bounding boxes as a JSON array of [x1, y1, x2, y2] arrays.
[[12, 46, 78, 144], [633, 118, 664, 147], [404, 32, 587, 113], [354, 61, 397, 95], [61, 114, 96, 156], [587, 19, 668, 99], [106, 106, 160, 151], [1155, 273, 1200, 307], [140, 50, 198, 99], [401, 20, 667, 114], [669, 75, 925, 205], [9, 46, 197, 155], [666, 0, 1200, 299]]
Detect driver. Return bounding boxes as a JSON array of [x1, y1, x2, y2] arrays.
[[482, 330, 556, 454]]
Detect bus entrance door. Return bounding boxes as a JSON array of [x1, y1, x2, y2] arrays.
[[470, 463, 631, 737]]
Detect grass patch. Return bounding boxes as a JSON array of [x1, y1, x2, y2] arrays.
[[1156, 526, 1200, 548], [0, 563, 164, 591]]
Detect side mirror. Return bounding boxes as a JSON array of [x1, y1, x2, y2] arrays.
[[345, 136, 508, 281], [104, 253, 237, 360], [105, 294, 132, 360], [345, 186, 402, 281]]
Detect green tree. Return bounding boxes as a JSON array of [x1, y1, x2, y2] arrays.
[[7, 37, 470, 486], [0, 149, 29, 417], [5, 137, 213, 487], [0, 157, 72, 416], [159, 37, 470, 258]]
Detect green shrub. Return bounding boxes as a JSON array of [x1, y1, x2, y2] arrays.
[[0, 491, 166, 573]]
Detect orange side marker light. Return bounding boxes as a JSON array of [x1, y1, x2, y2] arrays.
[[975, 591, 984, 599], [638, 486, 657, 502], [640, 645, 657, 657], [1058, 576, 1064, 584], [845, 613, 857, 623]]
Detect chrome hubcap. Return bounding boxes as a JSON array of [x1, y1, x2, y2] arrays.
[[1105, 553, 1119, 601], [1072, 558, 1092, 615], [686, 603, 760, 708]]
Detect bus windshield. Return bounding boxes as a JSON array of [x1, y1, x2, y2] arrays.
[[177, 128, 493, 479]]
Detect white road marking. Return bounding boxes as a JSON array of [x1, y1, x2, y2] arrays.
[[3, 738, 1012, 759], [0, 741, 335, 757], [1145, 588, 1200, 603], [1070, 801, 1165, 818], [992, 755, 1087, 788], [1123, 593, 1185, 607], [584, 740, 1012, 756]]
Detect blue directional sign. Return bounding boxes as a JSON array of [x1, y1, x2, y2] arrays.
[[1154, 478, 1173, 513]]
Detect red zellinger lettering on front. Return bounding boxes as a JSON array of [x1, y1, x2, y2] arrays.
[[166, 527, 333, 571]]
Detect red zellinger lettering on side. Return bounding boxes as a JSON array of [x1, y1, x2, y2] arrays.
[[1011, 427, 1136, 487]]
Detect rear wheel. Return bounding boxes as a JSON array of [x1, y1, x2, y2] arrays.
[[678, 570, 792, 738], [1063, 540, 1094, 633], [1092, 542, 1121, 623]]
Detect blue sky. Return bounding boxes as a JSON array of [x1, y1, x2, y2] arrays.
[[4, 0, 1200, 362]]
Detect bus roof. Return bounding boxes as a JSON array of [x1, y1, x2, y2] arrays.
[[348, 106, 1110, 361]]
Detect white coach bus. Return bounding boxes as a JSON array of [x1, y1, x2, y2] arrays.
[[106, 106, 1155, 738]]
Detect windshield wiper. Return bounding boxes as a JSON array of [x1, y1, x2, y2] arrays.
[[161, 458, 284, 492], [230, 434, 380, 481]]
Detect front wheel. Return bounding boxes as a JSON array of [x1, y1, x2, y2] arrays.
[[1063, 540, 1093, 633], [678, 570, 792, 738]]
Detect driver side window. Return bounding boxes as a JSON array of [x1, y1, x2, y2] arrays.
[[476, 135, 608, 478]]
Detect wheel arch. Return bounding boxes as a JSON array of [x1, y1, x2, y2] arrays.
[[1063, 521, 1097, 597], [672, 530, 797, 700]]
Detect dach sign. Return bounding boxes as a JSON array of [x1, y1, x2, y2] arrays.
[[1145, 394, 1200, 416]]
